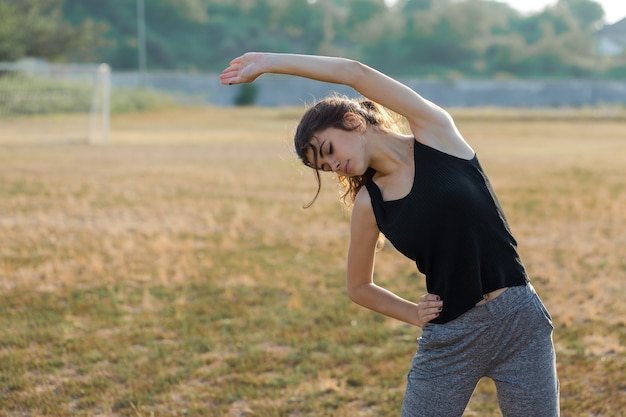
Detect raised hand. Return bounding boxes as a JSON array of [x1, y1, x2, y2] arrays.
[[219, 52, 266, 85]]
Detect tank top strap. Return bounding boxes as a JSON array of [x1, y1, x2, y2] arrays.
[[364, 180, 386, 223], [364, 180, 382, 203]]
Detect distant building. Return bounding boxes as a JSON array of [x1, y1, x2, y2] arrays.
[[597, 17, 626, 56]]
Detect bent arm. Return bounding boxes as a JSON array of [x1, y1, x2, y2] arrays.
[[347, 189, 441, 327]]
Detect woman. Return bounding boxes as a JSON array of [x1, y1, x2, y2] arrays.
[[220, 53, 559, 417]]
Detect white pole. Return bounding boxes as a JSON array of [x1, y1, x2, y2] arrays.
[[88, 64, 111, 145], [100, 63, 111, 144]]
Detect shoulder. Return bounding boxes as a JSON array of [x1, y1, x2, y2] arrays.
[[353, 185, 373, 213], [409, 111, 475, 160], [349, 187, 380, 249], [351, 187, 378, 229]]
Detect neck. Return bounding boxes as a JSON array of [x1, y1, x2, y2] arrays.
[[366, 129, 414, 176]]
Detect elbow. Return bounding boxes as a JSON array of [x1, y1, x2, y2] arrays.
[[346, 281, 367, 305], [347, 285, 358, 303], [343, 59, 368, 87]]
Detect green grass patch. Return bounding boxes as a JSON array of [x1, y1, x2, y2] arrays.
[[0, 107, 625, 415]]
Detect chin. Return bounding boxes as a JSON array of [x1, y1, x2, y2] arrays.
[[353, 166, 368, 177]]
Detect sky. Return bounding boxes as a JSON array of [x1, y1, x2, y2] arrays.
[[384, 0, 626, 24]]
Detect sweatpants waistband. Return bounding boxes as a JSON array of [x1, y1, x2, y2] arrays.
[[436, 283, 535, 330]]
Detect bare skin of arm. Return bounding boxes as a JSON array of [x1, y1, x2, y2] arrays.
[[347, 187, 442, 327], [220, 52, 449, 326], [219, 52, 474, 159]]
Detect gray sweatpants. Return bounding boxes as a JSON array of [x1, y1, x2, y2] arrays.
[[401, 284, 559, 417]]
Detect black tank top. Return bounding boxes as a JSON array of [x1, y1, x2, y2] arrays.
[[364, 140, 528, 323]]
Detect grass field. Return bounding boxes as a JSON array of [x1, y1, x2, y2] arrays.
[[1, 106, 625, 416]]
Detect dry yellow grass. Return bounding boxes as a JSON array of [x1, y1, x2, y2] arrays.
[[0, 106, 625, 416]]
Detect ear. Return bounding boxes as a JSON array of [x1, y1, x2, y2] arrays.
[[343, 112, 365, 132]]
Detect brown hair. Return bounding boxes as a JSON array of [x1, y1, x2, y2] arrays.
[[294, 94, 402, 208]]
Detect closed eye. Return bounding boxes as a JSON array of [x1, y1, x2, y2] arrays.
[[316, 140, 332, 171], [319, 141, 332, 158]]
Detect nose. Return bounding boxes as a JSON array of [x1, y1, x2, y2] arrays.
[[328, 157, 340, 172]]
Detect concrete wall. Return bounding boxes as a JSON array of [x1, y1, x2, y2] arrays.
[[113, 71, 626, 108]]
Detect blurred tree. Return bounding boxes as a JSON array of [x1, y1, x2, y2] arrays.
[[346, 0, 386, 29], [175, 0, 210, 23], [0, 0, 106, 62], [142, 1, 209, 70], [396, 1, 479, 74], [0, 1, 24, 61], [400, 0, 433, 13], [512, 12, 559, 45], [483, 34, 527, 76], [63, 0, 145, 69], [558, 0, 604, 29], [1, 0, 614, 78], [276, 0, 324, 52], [314, 0, 351, 56], [343, 0, 391, 59]]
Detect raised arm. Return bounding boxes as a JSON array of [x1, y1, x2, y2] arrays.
[[220, 52, 473, 157], [219, 52, 443, 123]]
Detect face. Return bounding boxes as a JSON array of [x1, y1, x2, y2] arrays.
[[306, 125, 366, 177]]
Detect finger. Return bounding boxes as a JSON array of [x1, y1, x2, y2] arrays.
[[220, 65, 240, 77], [423, 304, 442, 316], [220, 77, 239, 86], [423, 305, 443, 315], [416, 299, 443, 326], [422, 312, 438, 321], [218, 74, 233, 85], [417, 311, 440, 327], [419, 303, 442, 315], [219, 72, 236, 82], [219, 68, 241, 85], [419, 293, 441, 302], [219, 76, 238, 85]]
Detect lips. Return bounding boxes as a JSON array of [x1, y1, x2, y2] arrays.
[[344, 161, 350, 174]]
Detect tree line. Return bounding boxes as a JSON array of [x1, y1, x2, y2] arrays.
[[1, 0, 624, 79]]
